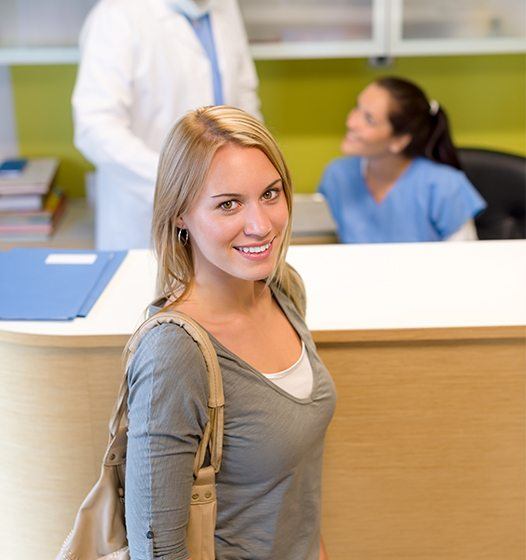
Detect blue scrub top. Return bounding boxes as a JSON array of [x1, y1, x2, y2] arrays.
[[318, 156, 487, 243]]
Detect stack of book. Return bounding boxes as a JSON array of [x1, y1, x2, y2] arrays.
[[0, 157, 65, 241]]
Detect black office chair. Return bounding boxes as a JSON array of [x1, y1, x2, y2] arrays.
[[457, 148, 526, 240]]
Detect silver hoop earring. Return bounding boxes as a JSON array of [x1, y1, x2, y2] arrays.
[[177, 228, 189, 246]]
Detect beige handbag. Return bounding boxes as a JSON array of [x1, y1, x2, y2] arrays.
[[56, 311, 224, 560]]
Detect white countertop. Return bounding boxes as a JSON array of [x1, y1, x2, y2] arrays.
[[1, 240, 525, 338], [291, 240, 526, 332]]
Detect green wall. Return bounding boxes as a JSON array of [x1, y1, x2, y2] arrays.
[[11, 54, 526, 197]]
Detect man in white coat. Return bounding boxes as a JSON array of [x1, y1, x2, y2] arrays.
[[72, 0, 261, 250]]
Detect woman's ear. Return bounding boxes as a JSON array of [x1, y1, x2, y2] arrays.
[[176, 216, 185, 229], [389, 133, 411, 154]]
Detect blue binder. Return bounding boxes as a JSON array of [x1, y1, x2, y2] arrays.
[[77, 250, 127, 317], [0, 248, 127, 321]]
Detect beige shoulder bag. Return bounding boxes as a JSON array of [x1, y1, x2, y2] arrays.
[[56, 311, 224, 560]]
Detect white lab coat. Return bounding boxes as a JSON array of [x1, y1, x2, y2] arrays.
[[72, 0, 261, 250]]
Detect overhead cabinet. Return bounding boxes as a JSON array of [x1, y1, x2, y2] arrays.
[[239, 0, 387, 59], [390, 0, 526, 55], [0, 0, 524, 64], [0, 0, 94, 63]]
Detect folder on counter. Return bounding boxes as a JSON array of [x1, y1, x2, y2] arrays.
[[77, 250, 127, 317], [0, 248, 127, 321]]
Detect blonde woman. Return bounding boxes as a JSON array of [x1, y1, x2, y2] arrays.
[[125, 106, 336, 559]]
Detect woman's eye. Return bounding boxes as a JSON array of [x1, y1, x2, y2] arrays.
[[262, 188, 280, 201], [219, 200, 238, 211]]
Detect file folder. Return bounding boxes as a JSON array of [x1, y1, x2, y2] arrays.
[[77, 250, 127, 317], [0, 248, 127, 321]]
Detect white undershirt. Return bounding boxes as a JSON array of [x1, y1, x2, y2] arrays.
[[262, 342, 313, 399], [445, 219, 478, 241]]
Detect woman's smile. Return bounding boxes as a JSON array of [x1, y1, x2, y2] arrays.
[[233, 238, 275, 259]]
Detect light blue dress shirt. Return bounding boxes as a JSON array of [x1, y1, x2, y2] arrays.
[[185, 13, 224, 105], [318, 156, 487, 243]]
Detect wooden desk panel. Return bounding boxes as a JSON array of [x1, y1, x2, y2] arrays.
[[0, 340, 122, 559], [319, 334, 525, 559], [1, 327, 524, 558]]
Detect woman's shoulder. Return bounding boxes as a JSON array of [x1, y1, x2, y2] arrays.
[[126, 320, 210, 415], [135, 320, 197, 350], [412, 159, 486, 234], [319, 157, 362, 197], [128, 320, 207, 379], [412, 157, 466, 181], [410, 157, 479, 199]]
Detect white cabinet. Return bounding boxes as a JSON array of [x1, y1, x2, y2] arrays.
[[390, 0, 526, 55], [239, 0, 387, 59], [0, 0, 524, 64], [0, 0, 95, 64], [0, 0, 94, 47], [240, 0, 525, 58]]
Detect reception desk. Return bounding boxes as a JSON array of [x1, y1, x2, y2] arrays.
[[1, 241, 525, 559]]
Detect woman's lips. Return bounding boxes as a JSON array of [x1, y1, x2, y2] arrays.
[[233, 238, 274, 260]]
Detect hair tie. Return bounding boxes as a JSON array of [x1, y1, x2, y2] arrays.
[[429, 99, 440, 116]]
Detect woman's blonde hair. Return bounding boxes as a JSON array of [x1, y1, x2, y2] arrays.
[[152, 105, 296, 302]]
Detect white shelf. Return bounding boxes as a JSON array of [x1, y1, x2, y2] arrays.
[[391, 37, 526, 56], [3, 39, 524, 65], [0, 42, 385, 64], [0, 47, 80, 65], [250, 40, 383, 60]]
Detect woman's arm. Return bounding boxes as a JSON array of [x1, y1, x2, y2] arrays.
[[125, 324, 209, 559]]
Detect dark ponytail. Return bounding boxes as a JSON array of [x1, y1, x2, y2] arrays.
[[375, 76, 462, 170]]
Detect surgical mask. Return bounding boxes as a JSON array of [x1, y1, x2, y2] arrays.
[[165, 0, 214, 19]]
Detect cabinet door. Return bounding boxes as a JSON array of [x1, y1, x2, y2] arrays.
[[390, 0, 526, 55], [0, 0, 97, 64], [238, 0, 388, 59], [0, 0, 97, 46]]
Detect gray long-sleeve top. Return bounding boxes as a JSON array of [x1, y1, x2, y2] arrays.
[[125, 285, 337, 559]]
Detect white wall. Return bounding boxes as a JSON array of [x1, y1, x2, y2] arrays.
[[0, 66, 18, 159]]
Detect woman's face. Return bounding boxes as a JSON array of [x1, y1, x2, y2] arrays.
[[180, 144, 289, 284], [341, 83, 406, 157]]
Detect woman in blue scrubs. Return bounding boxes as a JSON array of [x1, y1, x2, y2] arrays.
[[318, 77, 486, 243]]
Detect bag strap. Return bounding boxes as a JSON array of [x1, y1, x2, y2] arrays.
[[109, 310, 224, 475]]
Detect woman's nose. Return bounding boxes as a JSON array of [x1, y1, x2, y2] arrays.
[[243, 204, 272, 238], [347, 108, 359, 129]]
